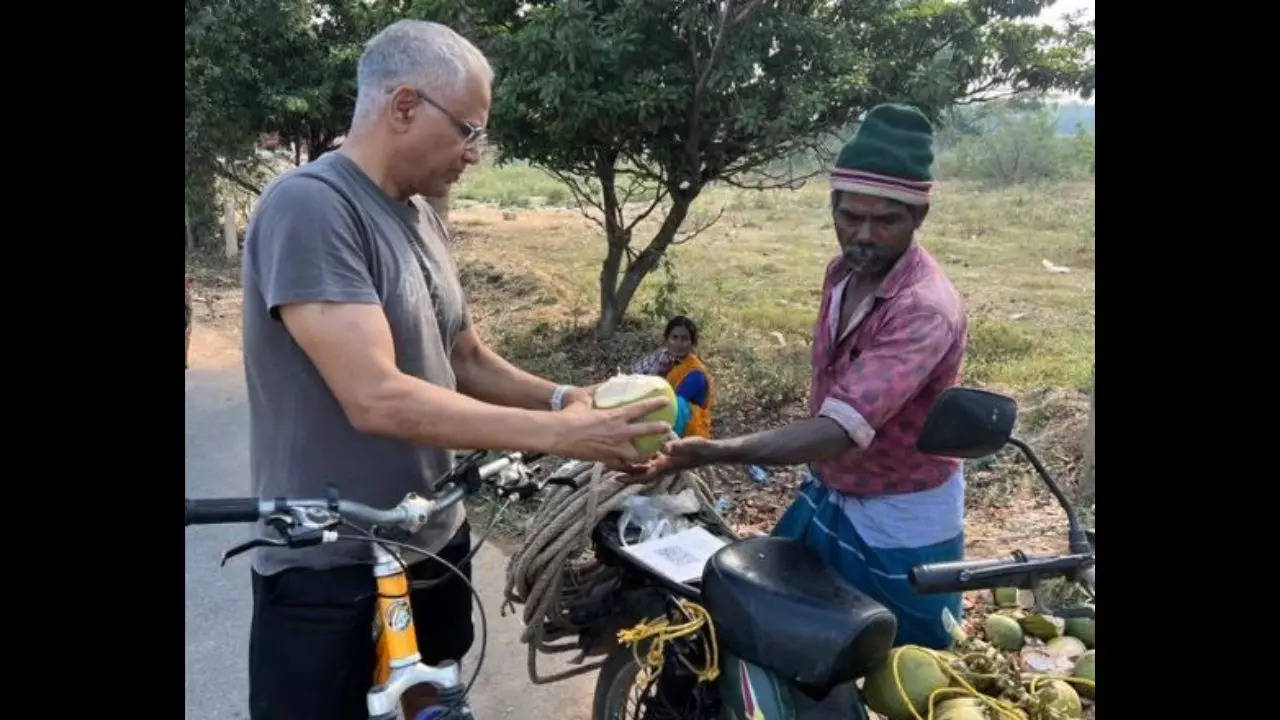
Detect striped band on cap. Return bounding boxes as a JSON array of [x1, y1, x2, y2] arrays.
[[829, 167, 932, 206]]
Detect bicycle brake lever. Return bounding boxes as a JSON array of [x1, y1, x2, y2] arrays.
[[220, 518, 331, 566], [221, 537, 286, 566]]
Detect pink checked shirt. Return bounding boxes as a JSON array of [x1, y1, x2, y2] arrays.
[[811, 242, 966, 497]]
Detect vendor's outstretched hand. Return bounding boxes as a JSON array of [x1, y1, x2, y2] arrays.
[[624, 436, 723, 482]]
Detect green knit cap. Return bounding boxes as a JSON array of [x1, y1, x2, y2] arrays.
[[830, 103, 934, 206]]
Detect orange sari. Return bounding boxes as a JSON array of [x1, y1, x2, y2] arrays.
[[666, 353, 713, 438]]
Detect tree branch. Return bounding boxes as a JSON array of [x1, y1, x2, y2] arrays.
[[619, 173, 650, 207], [718, 133, 826, 181], [213, 162, 264, 196], [684, 0, 767, 187], [955, 82, 1020, 105], [721, 167, 823, 191], [541, 167, 605, 229], [672, 204, 726, 245], [623, 184, 670, 234]]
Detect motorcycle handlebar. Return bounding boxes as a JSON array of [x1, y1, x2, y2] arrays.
[[910, 553, 1094, 594]]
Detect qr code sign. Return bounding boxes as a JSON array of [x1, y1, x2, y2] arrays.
[[653, 545, 700, 566]]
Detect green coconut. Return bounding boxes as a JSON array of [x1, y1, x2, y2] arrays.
[[983, 614, 1025, 651], [934, 697, 990, 720], [1046, 635, 1087, 661], [1034, 679, 1083, 718], [992, 587, 1020, 608], [592, 374, 677, 456], [1072, 650, 1095, 700], [862, 646, 951, 720], [933, 651, 971, 690], [935, 650, 960, 664], [935, 697, 1026, 720], [1018, 613, 1064, 640], [1064, 616, 1094, 648]]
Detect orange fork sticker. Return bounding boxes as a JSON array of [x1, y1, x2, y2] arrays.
[[373, 571, 419, 684]]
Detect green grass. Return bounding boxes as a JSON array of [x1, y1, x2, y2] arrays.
[[453, 169, 1094, 395], [454, 160, 572, 208]]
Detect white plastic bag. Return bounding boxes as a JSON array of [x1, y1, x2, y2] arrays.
[[618, 489, 701, 546]]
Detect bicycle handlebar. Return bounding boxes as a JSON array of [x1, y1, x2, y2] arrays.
[[185, 450, 541, 528], [185, 497, 262, 525], [184, 496, 419, 527]]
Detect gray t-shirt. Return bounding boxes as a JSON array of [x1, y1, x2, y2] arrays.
[[242, 151, 469, 575]]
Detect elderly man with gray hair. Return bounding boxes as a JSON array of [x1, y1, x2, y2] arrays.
[[240, 20, 669, 719]]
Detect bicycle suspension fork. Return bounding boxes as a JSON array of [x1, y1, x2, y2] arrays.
[[366, 542, 466, 719]]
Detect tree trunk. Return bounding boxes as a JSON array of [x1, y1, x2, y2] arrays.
[[1080, 374, 1095, 503], [185, 201, 195, 254], [596, 193, 694, 337], [594, 153, 626, 338], [598, 240, 626, 338], [223, 200, 238, 259], [306, 127, 337, 163]]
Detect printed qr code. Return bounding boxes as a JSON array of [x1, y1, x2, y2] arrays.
[[653, 545, 699, 566]]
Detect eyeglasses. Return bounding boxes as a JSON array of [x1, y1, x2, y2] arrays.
[[415, 90, 486, 149]]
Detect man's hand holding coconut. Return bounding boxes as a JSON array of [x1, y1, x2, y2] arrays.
[[581, 374, 683, 471], [553, 391, 674, 469]]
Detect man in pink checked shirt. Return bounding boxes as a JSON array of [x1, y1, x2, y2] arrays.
[[640, 104, 967, 649]]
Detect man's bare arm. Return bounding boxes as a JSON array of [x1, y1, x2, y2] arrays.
[[714, 417, 854, 466], [278, 302, 663, 463], [640, 417, 854, 477], [450, 327, 590, 409]]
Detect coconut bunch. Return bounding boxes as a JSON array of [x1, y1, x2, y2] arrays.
[[860, 590, 1094, 720]]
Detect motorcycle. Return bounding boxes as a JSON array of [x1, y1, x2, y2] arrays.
[[576, 386, 1096, 719]]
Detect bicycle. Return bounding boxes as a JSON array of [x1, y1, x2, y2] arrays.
[[185, 449, 552, 720]]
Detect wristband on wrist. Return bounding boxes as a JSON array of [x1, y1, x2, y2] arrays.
[[550, 384, 574, 411]]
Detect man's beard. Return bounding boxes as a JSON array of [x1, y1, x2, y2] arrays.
[[842, 243, 892, 274]]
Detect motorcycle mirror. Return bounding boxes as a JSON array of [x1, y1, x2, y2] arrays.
[[916, 387, 1018, 459]]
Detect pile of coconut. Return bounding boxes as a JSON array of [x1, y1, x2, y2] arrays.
[[862, 587, 1094, 720]]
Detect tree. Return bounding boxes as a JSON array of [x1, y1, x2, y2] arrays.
[[185, 0, 427, 247], [186, 0, 264, 248], [479, 0, 1095, 336], [949, 101, 1068, 183]]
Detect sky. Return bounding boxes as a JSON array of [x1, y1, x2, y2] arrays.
[[1039, 0, 1094, 26], [1038, 0, 1096, 104]]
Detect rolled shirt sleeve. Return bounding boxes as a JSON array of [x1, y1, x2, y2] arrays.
[[818, 311, 954, 448]]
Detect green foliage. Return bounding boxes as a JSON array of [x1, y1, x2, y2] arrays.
[[487, 1, 1093, 177], [185, 1, 452, 248], [474, 0, 1094, 332], [936, 99, 1094, 184], [640, 254, 686, 324]]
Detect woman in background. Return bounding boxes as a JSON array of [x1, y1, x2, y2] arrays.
[[631, 316, 713, 438]]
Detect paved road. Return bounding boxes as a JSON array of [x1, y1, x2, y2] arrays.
[[185, 364, 596, 719]]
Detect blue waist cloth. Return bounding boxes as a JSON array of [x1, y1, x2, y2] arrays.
[[772, 475, 964, 649]]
